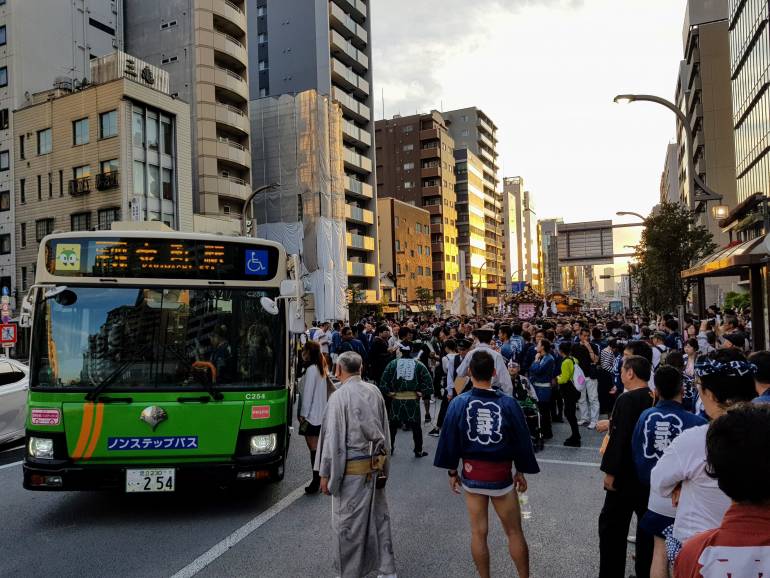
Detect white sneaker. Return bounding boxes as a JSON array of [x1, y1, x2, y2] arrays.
[[578, 420, 589, 426], [588, 422, 597, 430]]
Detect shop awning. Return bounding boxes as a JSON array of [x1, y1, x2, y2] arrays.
[[681, 235, 770, 279]]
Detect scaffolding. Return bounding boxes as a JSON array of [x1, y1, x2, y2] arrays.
[[250, 91, 348, 321]]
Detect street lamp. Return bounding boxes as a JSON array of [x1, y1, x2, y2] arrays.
[[475, 260, 488, 316], [241, 183, 281, 237], [616, 211, 647, 222], [613, 94, 723, 209]]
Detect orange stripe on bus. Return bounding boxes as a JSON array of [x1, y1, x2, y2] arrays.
[[72, 402, 94, 459], [83, 403, 104, 460]]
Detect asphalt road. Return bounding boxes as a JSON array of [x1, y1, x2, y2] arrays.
[[0, 404, 634, 578]]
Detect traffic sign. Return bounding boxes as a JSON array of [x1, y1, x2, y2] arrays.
[[0, 323, 17, 346]]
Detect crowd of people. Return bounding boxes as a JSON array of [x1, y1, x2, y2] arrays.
[[296, 308, 770, 578]]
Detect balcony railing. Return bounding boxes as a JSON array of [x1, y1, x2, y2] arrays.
[[95, 171, 119, 191], [69, 176, 91, 196], [223, 0, 244, 14], [215, 65, 246, 83]]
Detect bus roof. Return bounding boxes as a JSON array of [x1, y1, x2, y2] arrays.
[[35, 230, 288, 287]]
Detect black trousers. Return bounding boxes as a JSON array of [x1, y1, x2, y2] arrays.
[[436, 392, 451, 428], [537, 401, 552, 437], [562, 382, 581, 440], [598, 485, 654, 578], [551, 384, 564, 419], [390, 420, 422, 454]]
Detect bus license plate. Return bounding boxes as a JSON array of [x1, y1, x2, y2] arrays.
[[126, 469, 175, 493]]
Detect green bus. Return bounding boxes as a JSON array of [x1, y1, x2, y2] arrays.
[[22, 228, 305, 492]]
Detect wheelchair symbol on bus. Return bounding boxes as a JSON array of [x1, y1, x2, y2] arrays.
[[245, 250, 269, 276]]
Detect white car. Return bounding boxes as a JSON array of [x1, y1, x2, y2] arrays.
[[0, 359, 29, 446]]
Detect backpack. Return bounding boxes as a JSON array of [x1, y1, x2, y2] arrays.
[[654, 345, 669, 369], [570, 356, 587, 392]]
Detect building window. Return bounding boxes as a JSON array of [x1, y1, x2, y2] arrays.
[[37, 128, 52, 155], [74, 165, 91, 179], [100, 159, 118, 174], [70, 212, 91, 231], [99, 110, 118, 139], [0, 109, 7, 130], [259, 88, 267, 97], [161, 56, 178, 65], [426, 247, 430, 256], [73, 117, 89, 145], [404, 181, 413, 189], [258, 33, 267, 44], [19, 179, 25, 204], [257, 6, 265, 16], [395, 239, 400, 252], [402, 125, 414, 133], [20, 223, 26, 248], [48, 173, 53, 197], [162, 168, 173, 200], [58, 170, 63, 196], [161, 117, 173, 154], [133, 110, 144, 145], [37, 175, 42, 201], [0, 25, 6, 46], [71, 165, 91, 195], [20, 267, 27, 292], [0, 190, 7, 211], [0, 67, 7, 87], [98, 207, 120, 230], [35, 218, 54, 242], [18, 136, 24, 160], [403, 144, 414, 152], [0, 150, 8, 171], [403, 162, 414, 170]]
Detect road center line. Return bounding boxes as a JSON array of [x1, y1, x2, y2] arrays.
[[0, 460, 23, 471], [170, 482, 309, 578], [538, 458, 600, 467]]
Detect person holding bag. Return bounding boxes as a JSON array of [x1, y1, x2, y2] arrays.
[[299, 340, 330, 494], [555, 341, 582, 447]]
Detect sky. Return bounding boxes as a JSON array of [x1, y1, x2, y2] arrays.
[[371, 0, 689, 273]]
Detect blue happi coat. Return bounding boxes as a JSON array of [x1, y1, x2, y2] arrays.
[[631, 399, 707, 484], [434, 387, 540, 491]]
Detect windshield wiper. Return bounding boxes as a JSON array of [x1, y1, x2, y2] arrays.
[[191, 367, 224, 401], [85, 346, 151, 401]]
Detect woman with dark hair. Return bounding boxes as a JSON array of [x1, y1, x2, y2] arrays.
[[683, 338, 698, 379], [650, 348, 757, 570], [299, 340, 329, 494], [555, 341, 581, 447], [529, 338, 555, 439]]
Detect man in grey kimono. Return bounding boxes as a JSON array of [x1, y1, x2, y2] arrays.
[[316, 351, 397, 578]]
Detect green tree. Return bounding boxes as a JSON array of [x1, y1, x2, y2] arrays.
[[724, 291, 750, 311], [632, 202, 717, 313], [415, 287, 434, 309]]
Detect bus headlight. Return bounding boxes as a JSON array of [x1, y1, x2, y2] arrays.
[[249, 434, 277, 455], [28, 437, 55, 459]]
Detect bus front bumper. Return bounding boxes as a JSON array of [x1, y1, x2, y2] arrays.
[[23, 455, 285, 491]]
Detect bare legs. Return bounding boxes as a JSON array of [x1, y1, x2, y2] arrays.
[[464, 491, 530, 578], [651, 536, 670, 578]]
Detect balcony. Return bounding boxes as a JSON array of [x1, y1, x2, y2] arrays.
[[333, 0, 367, 24], [342, 119, 372, 149], [421, 185, 441, 196], [215, 101, 250, 135], [478, 131, 495, 151], [213, 0, 247, 35], [329, 2, 368, 48], [215, 66, 249, 102], [216, 137, 250, 168], [421, 166, 440, 179], [478, 116, 495, 137], [346, 232, 376, 251], [212, 175, 251, 201], [344, 147, 373, 174], [345, 204, 374, 225], [347, 260, 376, 278], [333, 86, 370, 123], [330, 30, 369, 73], [95, 171, 119, 191], [420, 128, 439, 141], [331, 58, 369, 98], [69, 176, 91, 196], [345, 176, 373, 199], [420, 145, 440, 160], [214, 31, 247, 66]]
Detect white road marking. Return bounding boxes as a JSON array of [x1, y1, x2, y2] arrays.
[[538, 458, 600, 467], [0, 460, 22, 471], [170, 482, 309, 578], [544, 444, 602, 452]]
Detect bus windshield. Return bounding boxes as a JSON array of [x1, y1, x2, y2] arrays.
[[31, 286, 283, 391]]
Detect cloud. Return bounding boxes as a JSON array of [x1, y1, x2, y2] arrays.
[[371, 0, 582, 117]]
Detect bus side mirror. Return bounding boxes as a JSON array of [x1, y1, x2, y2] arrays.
[[260, 297, 280, 316]]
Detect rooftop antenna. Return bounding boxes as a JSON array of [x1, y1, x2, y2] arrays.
[[381, 87, 385, 120]]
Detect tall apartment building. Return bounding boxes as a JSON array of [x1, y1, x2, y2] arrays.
[[728, 0, 770, 203], [0, 0, 122, 299], [125, 0, 251, 235], [503, 177, 540, 291], [443, 107, 505, 299], [248, 0, 378, 301], [537, 218, 562, 295], [13, 52, 192, 296], [375, 112, 459, 301], [675, 0, 737, 244], [377, 197, 432, 305], [660, 142, 679, 204]]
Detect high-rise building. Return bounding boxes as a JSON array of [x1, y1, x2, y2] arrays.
[[602, 266, 615, 294], [248, 0, 377, 301], [728, 0, 770, 202], [125, 0, 251, 235], [660, 142, 679, 204], [0, 0, 123, 299], [377, 197, 432, 306], [537, 218, 562, 294], [503, 177, 539, 290], [676, 0, 737, 242], [375, 112, 459, 301], [13, 52, 192, 296], [443, 107, 505, 300]]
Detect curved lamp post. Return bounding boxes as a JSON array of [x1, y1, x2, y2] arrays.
[[241, 183, 281, 237], [613, 94, 724, 211]]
